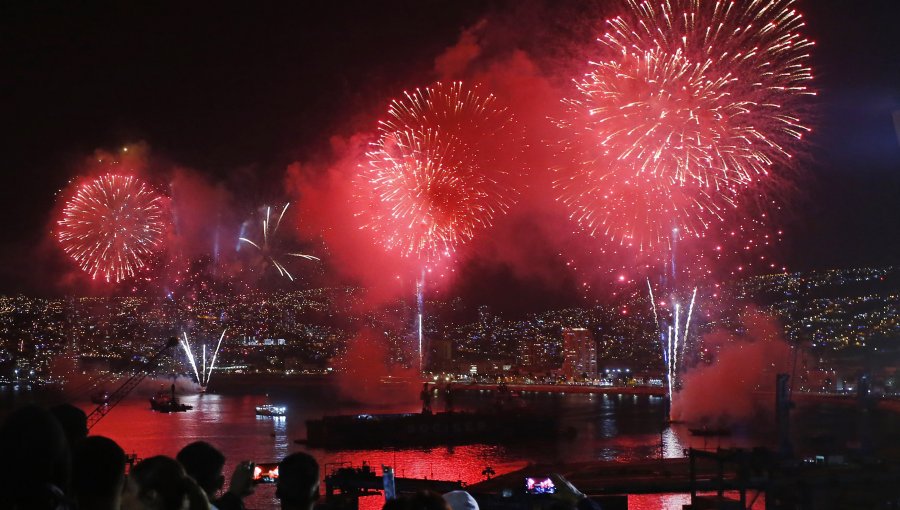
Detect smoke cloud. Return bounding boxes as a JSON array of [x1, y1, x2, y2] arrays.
[[331, 328, 419, 407], [674, 308, 793, 424], [284, 135, 418, 309]]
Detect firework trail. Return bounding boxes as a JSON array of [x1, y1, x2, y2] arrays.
[[653, 284, 698, 420], [647, 278, 659, 324], [360, 82, 523, 371], [238, 203, 319, 282], [683, 287, 697, 347], [57, 174, 166, 283], [180, 329, 228, 387], [557, 0, 814, 250], [666, 326, 674, 402], [558, 0, 813, 419], [416, 268, 425, 372], [180, 332, 201, 384], [673, 302, 681, 376], [359, 81, 523, 262], [206, 328, 227, 386], [202, 345, 206, 383]]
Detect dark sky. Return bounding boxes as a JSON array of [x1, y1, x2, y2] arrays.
[[1, 0, 898, 306]]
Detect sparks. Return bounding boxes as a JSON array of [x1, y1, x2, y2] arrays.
[[557, 0, 813, 250], [57, 174, 166, 283], [238, 203, 320, 282], [358, 81, 523, 261]]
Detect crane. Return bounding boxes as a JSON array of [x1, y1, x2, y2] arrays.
[[86, 337, 178, 430]]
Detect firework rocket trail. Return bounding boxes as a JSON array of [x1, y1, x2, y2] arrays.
[[670, 228, 679, 280], [673, 302, 680, 380], [202, 345, 207, 383], [57, 174, 166, 283], [205, 328, 227, 386], [361, 82, 523, 372], [683, 287, 697, 347], [647, 278, 659, 325], [180, 332, 201, 385], [563, 0, 813, 418], [666, 326, 674, 402], [417, 268, 426, 372], [180, 329, 228, 386], [648, 274, 673, 414], [557, 0, 814, 250], [648, 279, 699, 420]]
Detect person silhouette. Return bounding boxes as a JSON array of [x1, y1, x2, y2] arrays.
[[420, 383, 432, 414]]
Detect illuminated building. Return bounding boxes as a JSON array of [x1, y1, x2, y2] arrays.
[[561, 328, 597, 380], [428, 338, 453, 372]]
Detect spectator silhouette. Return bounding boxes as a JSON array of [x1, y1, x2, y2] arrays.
[[383, 498, 410, 510], [444, 384, 455, 413], [410, 491, 451, 510], [72, 436, 126, 510], [383, 491, 450, 510], [442, 491, 478, 510], [276, 452, 319, 510], [50, 403, 88, 451], [177, 441, 253, 510], [420, 383, 432, 414], [122, 455, 209, 510], [0, 405, 72, 510]]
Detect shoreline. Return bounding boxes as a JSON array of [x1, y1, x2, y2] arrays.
[[451, 382, 666, 396]]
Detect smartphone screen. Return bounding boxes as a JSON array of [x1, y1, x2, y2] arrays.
[[383, 465, 397, 501], [525, 476, 556, 495], [253, 463, 280, 484]]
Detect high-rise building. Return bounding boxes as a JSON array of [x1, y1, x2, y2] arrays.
[[518, 335, 561, 374], [428, 338, 453, 372], [561, 328, 597, 380]]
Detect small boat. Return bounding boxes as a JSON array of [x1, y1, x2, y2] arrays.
[[256, 404, 286, 417], [150, 385, 192, 413], [689, 426, 732, 437]]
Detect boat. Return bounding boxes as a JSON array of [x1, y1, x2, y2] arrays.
[[256, 404, 287, 417], [300, 410, 573, 449], [689, 426, 732, 437], [150, 385, 193, 413]]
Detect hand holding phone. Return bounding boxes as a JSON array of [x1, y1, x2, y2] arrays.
[[252, 462, 280, 484], [547, 474, 585, 506], [525, 476, 556, 495], [229, 461, 256, 497]]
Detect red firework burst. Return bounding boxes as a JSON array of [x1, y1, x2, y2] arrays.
[[557, 0, 814, 250], [58, 174, 167, 283], [359, 81, 523, 261]]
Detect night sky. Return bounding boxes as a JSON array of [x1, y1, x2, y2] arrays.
[[1, 1, 898, 309]]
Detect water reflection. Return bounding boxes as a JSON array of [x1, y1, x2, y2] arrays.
[[68, 383, 777, 509], [661, 427, 684, 459]]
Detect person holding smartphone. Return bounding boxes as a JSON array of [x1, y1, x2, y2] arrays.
[[544, 474, 602, 510], [177, 441, 254, 510]]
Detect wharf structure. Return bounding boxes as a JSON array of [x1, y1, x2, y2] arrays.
[[321, 374, 900, 509]]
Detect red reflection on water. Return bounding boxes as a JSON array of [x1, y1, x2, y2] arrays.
[[630, 492, 765, 509], [83, 394, 527, 509], [79, 387, 752, 510]]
